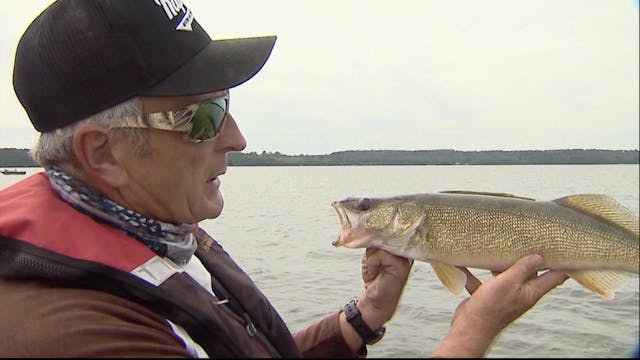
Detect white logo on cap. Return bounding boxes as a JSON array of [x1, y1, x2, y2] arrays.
[[154, 0, 195, 31]]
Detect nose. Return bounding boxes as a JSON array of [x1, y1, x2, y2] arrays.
[[214, 113, 246, 152]]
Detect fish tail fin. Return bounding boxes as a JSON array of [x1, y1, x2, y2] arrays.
[[565, 269, 628, 300]]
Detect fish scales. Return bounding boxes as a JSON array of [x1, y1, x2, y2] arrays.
[[415, 199, 635, 271]]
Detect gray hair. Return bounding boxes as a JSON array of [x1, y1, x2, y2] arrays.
[[30, 97, 149, 174]]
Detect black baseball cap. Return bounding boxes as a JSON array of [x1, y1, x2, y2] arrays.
[[13, 0, 277, 132]]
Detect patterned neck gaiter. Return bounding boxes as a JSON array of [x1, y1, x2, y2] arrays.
[[46, 166, 198, 265]]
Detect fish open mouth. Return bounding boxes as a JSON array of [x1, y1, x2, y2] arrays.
[[331, 201, 351, 247], [331, 199, 427, 252], [330, 201, 376, 248]]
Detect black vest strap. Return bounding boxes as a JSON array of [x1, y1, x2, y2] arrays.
[[192, 229, 302, 358]]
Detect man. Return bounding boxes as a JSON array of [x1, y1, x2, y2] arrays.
[[0, 0, 567, 357]]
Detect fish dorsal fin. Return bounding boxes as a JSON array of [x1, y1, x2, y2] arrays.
[[429, 261, 466, 295], [439, 190, 536, 201], [565, 269, 628, 300], [553, 194, 639, 236]]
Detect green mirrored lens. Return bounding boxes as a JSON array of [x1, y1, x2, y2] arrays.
[[189, 98, 227, 141]]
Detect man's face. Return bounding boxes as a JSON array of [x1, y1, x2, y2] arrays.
[[114, 90, 246, 224]]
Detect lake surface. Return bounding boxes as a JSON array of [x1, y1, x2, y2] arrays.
[[2, 164, 639, 358]]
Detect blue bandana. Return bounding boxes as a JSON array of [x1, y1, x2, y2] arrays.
[[46, 166, 198, 265]]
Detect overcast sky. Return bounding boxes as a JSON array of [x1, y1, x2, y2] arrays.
[[1, 0, 638, 155]]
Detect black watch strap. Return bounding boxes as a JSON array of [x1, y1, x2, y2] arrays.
[[343, 299, 386, 345]]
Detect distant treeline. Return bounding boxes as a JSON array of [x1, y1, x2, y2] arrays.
[[228, 149, 639, 166], [0, 148, 39, 167], [1, 148, 638, 167]]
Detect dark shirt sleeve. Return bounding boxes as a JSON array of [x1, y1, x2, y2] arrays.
[[0, 279, 193, 358], [292, 310, 363, 358]]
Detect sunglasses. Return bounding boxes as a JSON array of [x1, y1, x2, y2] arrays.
[[116, 92, 230, 143]]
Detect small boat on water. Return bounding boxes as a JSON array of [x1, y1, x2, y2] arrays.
[[1, 169, 27, 175]]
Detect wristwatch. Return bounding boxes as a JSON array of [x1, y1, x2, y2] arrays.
[[343, 299, 386, 345]]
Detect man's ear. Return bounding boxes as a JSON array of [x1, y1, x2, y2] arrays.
[[72, 124, 128, 187]]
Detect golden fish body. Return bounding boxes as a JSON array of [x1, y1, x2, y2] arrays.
[[331, 191, 639, 299]]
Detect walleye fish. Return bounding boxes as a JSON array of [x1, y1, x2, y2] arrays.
[[331, 191, 639, 300]]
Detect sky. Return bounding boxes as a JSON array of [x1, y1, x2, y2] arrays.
[[1, 0, 638, 155]]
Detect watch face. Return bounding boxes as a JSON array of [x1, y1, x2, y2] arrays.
[[345, 300, 359, 321]]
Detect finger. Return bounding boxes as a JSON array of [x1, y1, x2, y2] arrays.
[[363, 248, 382, 269], [458, 267, 482, 295], [529, 270, 569, 296], [365, 248, 414, 272], [362, 249, 381, 283], [365, 247, 379, 257], [504, 254, 544, 283]]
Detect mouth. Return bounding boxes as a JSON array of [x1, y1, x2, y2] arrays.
[[331, 201, 391, 249], [331, 201, 355, 247], [207, 169, 226, 184]]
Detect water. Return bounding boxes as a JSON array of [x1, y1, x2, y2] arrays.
[[2, 164, 639, 358]]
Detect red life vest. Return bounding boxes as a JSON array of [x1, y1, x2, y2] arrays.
[[0, 173, 155, 270], [0, 173, 300, 358]]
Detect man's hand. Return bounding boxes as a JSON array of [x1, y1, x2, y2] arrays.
[[432, 254, 569, 358], [357, 248, 413, 330], [339, 248, 413, 352]]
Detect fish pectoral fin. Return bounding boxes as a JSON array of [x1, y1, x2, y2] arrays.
[[429, 262, 466, 296], [566, 270, 628, 300]]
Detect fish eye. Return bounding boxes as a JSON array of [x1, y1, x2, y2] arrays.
[[359, 198, 371, 211]]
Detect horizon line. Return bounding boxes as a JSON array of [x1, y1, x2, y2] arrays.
[[1, 147, 639, 157]]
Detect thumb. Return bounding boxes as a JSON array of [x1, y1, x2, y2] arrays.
[[506, 254, 544, 283]]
